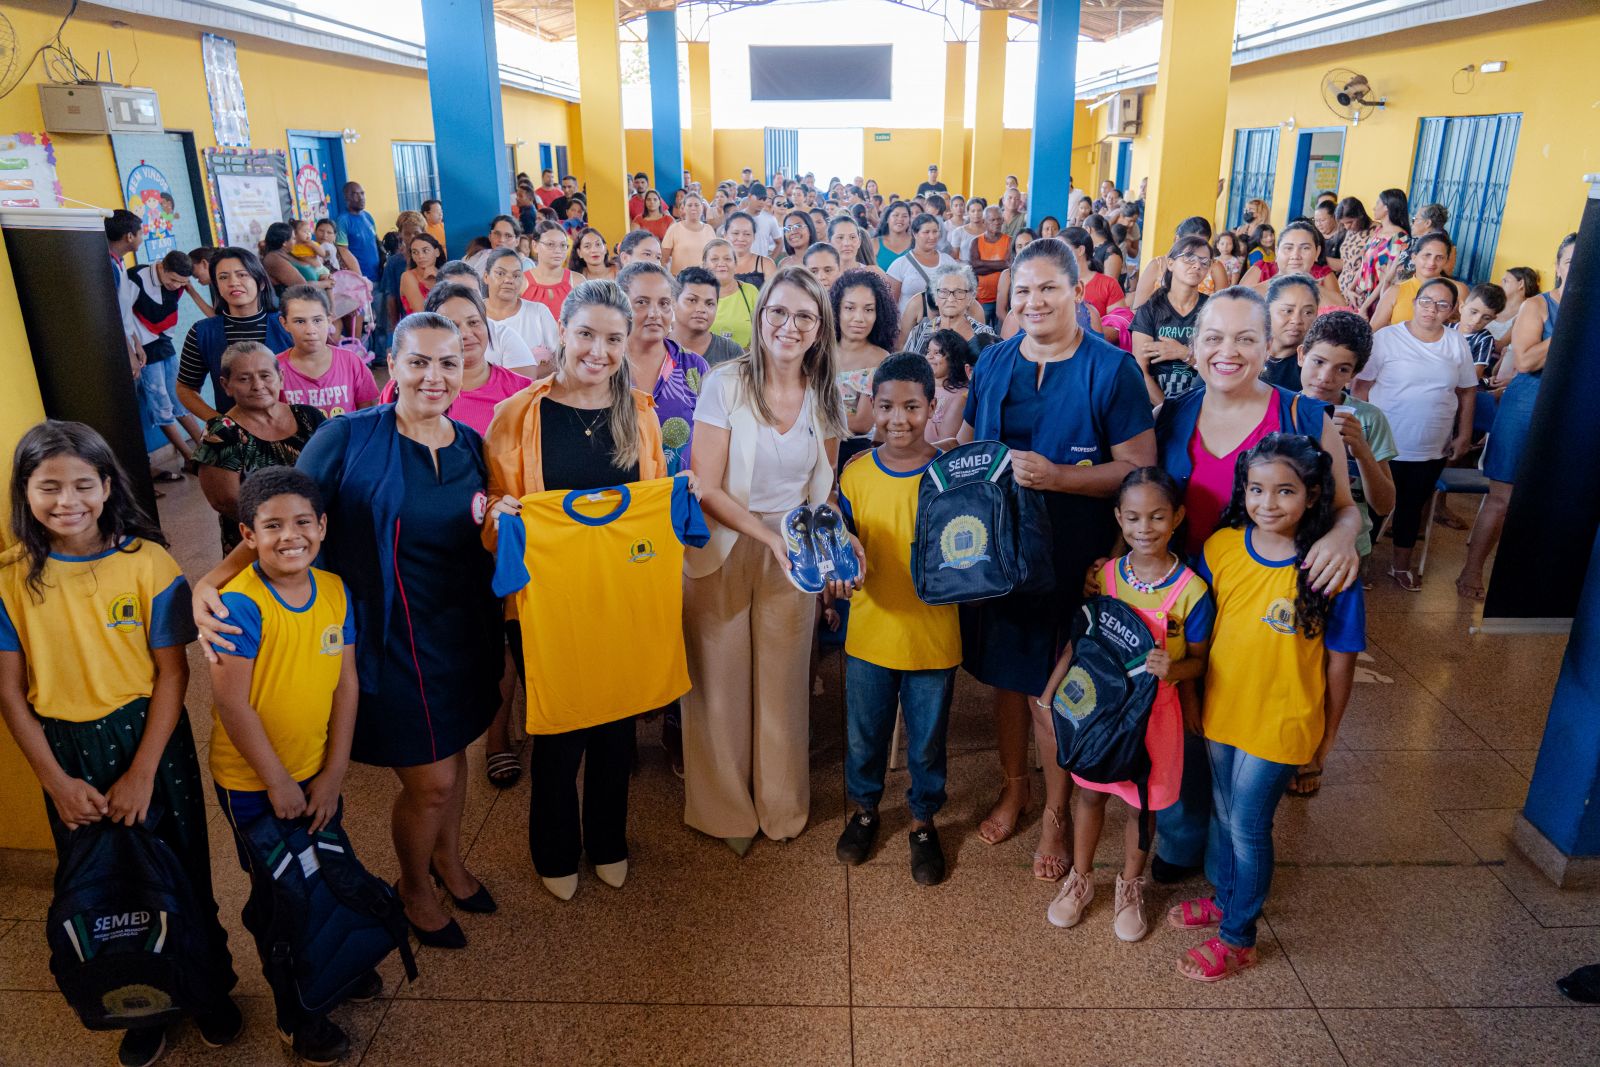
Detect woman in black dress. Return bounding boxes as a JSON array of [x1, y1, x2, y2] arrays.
[[193, 312, 516, 948]]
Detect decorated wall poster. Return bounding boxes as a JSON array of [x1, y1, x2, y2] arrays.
[[124, 163, 178, 258], [203, 147, 292, 249], [0, 131, 65, 208], [201, 33, 250, 147], [295, 162, 329, 221], [216, 173, 283, 248]]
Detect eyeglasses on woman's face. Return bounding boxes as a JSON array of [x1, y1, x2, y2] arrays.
[[1174, 252, 1213, 269], [1414, 296, 1455, 312], [761, 305, 819, 333], [935, 286, 971, 301]]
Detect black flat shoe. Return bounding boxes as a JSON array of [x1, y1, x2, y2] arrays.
[[1150, 854, 1203, 885], [909, 824, 946, 886], [429, 863, 498, 914]]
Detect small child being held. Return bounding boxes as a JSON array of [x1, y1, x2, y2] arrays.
[[832, 353, 961, 886], [1041, 468, 1214, 941], [1169, 433, 1365, 982], [0, 421, 241, 1064], [208, 466, 368, 1063]]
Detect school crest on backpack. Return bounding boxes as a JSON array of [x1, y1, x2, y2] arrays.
[[912, 441, 1055, 605]]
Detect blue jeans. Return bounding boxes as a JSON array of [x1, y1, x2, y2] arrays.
[[1207, 739, 1297, 949], [1156, 730, 1222, 881], [844, 656, 954, 822]]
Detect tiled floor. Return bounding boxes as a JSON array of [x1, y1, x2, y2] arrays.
[[2, 476, 1598, 1065]]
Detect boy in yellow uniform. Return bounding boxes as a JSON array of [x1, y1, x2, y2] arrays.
[[832, 354, 962, 885], [207, 466, 368, 1066]]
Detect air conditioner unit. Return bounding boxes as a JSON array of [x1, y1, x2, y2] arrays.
[[39, 84, 163, 135], [1106, 91, 1142, 135]]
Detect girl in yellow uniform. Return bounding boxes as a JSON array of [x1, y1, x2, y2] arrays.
[[0, 422, 240, 1065], [1169, 433, 1365, 983]]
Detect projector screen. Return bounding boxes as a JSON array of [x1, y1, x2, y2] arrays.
[[749, 45, 892, 101]]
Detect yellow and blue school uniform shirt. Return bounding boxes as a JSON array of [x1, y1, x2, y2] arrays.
[[838, 450, 961, 671], [209, 564, 354, 791], [1090, 558, 1216, 661], [492, 475, 709, 735], [1196, 526, 1365, 766], [0, 539, 196, 721]]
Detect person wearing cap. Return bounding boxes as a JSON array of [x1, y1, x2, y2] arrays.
[[917, 164, 948, 198]]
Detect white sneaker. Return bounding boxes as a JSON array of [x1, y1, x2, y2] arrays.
[[1047, 867, 1094, 928], [1113, 873, 1149, 942]]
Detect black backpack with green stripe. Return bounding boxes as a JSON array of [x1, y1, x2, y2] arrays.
[[236, 804, 416, 1015], [47, 814, 211, 1029]]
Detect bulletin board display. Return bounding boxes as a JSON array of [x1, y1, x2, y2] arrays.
[[202, 147, 292, 249], [201, 33, 250, 148], [0, 131, 64, 208]]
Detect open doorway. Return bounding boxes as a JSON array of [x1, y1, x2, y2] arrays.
[[797, 128, 864, 187]]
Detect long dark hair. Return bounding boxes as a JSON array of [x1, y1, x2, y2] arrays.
[[208, 246, 276, 314], [927, 327, 973, 388], [8, 421, 166, 602], [782, 210, 817, 256], [566, 226, 611, 273], [1335, 196, 1372, 232], [1376, 188, 1410, 229], [1218, 433, 1337, 638], [877, 201, 911, 237], [831, 268, 899, 350]]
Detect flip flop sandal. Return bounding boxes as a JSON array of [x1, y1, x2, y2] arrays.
[[1178, 937, 1258, 983], [1288, 765, 1323, 798], [810, 504, 860, 586], [781, 506, 826, 595], [486, 750, 522, 789], [978, 774, 1030, 846], [1032, 807, 1069, 880], [1455, 575, 1486, 601], [1387, 568, 1422, 592], [1166, 896, 1224, 930]]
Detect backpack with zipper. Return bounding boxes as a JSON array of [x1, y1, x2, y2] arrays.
[[912, 440, 1055, 605], [234, 803, 416, 1016], [46, 807, 212, 1030]]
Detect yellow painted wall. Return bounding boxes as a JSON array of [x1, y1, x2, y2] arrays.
[[1220, 0, 1597, 275], [0, 225, 51, 851], [713, 128, 765, 187], [863, 128, 943, 198], [0, 6, 572, 230]]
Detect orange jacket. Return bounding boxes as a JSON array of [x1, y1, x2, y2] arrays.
[[480, 374, 667, 552]]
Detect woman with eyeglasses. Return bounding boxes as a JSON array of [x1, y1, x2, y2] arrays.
[[482, 247, 560, 375], [1353, 278, 1477, 592], [1130, 234, 1211, 406], [525, 220, 578, 321], [683, 266, 849, 855], [900, 263, 997, 356], [775, 211, 818, 266]]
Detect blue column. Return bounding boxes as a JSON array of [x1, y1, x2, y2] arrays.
[[1026, 0, 1079, 227], [647, 9, 685, 208], [421, 0, 510, 257]]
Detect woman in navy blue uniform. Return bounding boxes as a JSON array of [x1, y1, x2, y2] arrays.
[[193, 312, 514, 950], [957, 237, 1156, 880]]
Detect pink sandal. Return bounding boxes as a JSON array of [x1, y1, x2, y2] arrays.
[[1177, 936, 1258, 983], [1166, 896, 1224, 930]]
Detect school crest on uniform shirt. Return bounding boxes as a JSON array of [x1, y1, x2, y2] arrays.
[[319, 624, 344, 656], [937, 514, 990, 570], [105, 593, 143, 632], [628, 537, 656, 563], [471, 492, 489, 525], [1261, 597, 1297, 635]]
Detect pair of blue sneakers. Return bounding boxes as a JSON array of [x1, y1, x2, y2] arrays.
[[782, 504, 860, 594]]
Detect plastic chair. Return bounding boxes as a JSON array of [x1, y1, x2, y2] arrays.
[[1417, 465, 1491, 575]]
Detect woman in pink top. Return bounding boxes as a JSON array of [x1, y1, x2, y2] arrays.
[[276, 284, 379, 417], [1151, 286, 1363, 872], [524, 221, 577, 322], [378, 282, 527, 435]]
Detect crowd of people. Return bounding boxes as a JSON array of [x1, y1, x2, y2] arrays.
[[0, 156, 1574, 1065]]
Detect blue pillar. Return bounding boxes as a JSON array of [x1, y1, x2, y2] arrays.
[[647, 9, 685, 208], [1027, 0, 1079, 227], [421, 0, 511, 257]]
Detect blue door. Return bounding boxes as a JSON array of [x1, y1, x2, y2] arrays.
[[555, 145, 569, 180], [539, 143, 553, 172], [1226, 126, 1280, 228], [288, 132, 347, 221], [1409, 113, 1521, 284], [1114, 140, 1132, 193], [1287, 127, 1345, 219]]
